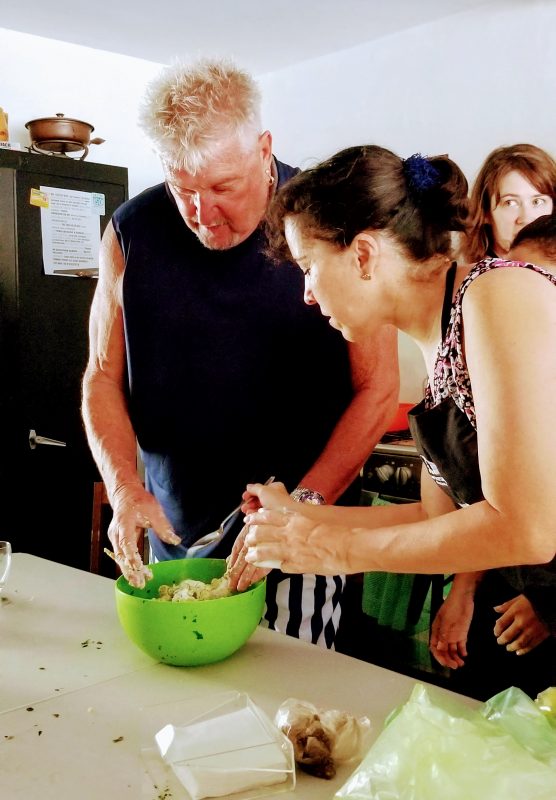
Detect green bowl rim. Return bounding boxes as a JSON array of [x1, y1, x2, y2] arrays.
[[114, 567, 266, 602]]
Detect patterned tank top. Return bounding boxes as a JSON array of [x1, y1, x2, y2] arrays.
[[426, 257, 556, 427]]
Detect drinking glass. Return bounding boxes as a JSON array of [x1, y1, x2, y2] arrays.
[[0, 541, 12, 596]]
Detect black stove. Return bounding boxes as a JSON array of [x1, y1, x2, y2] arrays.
[[361, 430, 421, 503]]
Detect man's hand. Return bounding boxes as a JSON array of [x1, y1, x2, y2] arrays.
[[108, 483, 180, 588]]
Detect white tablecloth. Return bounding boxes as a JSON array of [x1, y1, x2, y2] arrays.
[[0, 554, 476, 799]]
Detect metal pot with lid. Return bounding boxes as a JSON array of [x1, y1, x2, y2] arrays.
[[25, 113, 105, 159]]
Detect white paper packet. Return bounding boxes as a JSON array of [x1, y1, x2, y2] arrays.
[[150, 692, 295, 800]]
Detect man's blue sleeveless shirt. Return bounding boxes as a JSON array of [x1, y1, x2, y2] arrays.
[[112, 159, 354, 557]]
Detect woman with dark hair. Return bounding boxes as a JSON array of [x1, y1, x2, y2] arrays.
[[228, 144, 556, 699], [509, 211, 556, 270], [465, 143, 556, 262]]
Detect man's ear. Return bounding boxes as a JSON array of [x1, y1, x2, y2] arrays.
[[259, 130, 273, 165], [352, 232, 380, 279]]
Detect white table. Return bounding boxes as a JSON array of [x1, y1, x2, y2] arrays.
[[0, 554, 476, 799]]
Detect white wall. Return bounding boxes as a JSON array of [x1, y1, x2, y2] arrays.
[[260, 0, 556, 180], [0, 28, 164, 198], [2, 0, 555, 399], [258, 0, 556, 399]]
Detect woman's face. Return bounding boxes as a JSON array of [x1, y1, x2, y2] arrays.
[[489, 170, 553, 256], [284, 216, 372, 341]]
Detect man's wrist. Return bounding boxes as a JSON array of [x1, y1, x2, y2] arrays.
[[290, 485, 326, 505]]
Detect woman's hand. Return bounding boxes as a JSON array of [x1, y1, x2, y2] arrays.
[[493, 594, 550, 655], [228, 481, 291, 590], [108, 483, 180, 587], [243, 483, 352, 575], [227, 524, 271, 591], [430, 588, 475, 669], [229, 482, 293, 589], [241, 480, 293, 515]]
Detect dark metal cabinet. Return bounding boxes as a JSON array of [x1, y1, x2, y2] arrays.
[[0, 149, 128, 569]]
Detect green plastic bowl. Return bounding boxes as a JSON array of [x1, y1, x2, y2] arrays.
[[115, 558, 266, 666]]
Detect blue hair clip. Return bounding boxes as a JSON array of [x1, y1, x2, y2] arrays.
[[403, 153, 440, 197]]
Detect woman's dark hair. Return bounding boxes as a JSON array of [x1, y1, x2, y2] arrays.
[[465, 143, 556, 262], [266, 145, 468, 264], [510, 212, 556, 262]]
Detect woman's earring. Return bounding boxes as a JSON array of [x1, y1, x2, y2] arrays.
[[360, 273, 371, 281], [265, 168, 275, 186]]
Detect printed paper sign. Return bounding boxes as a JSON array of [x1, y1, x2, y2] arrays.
[[39, 185, 101, 276]]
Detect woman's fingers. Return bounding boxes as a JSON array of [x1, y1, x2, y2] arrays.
[[230, 510, 289, 588], [493, 612, 512, 639], [227, 538, 271, 591], [500, 625, 549, 654], [430, 640, 466, 669], [236, 563, 271, 591], [245, 482, 291, 511], [240, 497, 261, 515], [495, 618, 523, 646], [503, 629, 531, 654], [429, 604, 468, 669], [228, 525, 248, 570], [243, 512, 291, 568], [245, 541, 291, 569], [244, 507, 293, 529]]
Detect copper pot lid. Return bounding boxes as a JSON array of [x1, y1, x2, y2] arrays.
[[25, 112, 95, 131], [25, 113, 105, 159]]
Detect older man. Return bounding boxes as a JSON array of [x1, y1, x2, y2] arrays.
[[82, 58, 398, 648]]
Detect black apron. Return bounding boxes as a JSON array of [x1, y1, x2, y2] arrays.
[[408, 262, 556, 699], [408, 263, 482, 507]]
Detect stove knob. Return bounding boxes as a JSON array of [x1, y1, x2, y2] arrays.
[[396, 466, 412, 485], [376, 464, 395, 483]]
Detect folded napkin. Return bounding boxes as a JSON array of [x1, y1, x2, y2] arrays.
[[155, 703, 292, 800]]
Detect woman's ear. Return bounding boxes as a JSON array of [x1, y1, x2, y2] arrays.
[[352, 232, 380, 279]]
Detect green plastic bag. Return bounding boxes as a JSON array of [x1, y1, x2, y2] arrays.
[[481, 685, 556, 768], [335, 683, 556, 800]]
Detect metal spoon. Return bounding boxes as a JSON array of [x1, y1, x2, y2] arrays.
[[186, 476, 275, 557]]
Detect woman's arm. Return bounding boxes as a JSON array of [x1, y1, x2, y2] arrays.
[[244, 267, 556, 575]]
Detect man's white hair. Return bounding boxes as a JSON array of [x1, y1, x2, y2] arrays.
[[138, 58, 263, 174]]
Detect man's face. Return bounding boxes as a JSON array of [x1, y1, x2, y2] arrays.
[[165, 131, 273, 250]]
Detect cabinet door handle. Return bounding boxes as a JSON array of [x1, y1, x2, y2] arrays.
[[28, 429, 67, 449]]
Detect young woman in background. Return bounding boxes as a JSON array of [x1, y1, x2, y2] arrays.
[[465, 143, 556, 261]]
